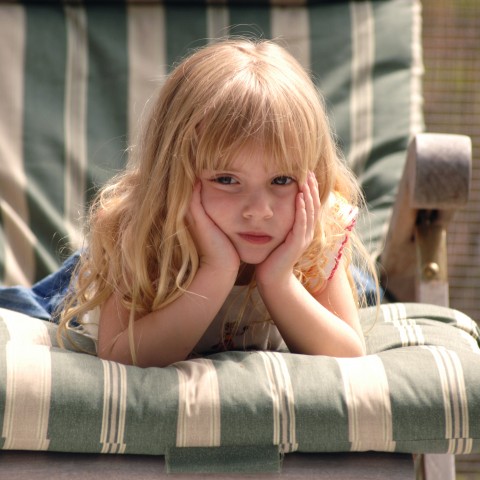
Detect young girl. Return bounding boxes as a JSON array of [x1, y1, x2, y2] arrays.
[[58, 38, 377, 368]]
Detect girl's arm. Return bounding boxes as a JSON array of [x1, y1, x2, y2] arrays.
[[255, 172, 365, 357], [97, 182, 240, 367], [256, 259, 365, 357], [98, 263, 237, 367]]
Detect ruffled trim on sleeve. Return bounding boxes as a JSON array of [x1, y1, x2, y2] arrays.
[[322, 192, 358, 281]]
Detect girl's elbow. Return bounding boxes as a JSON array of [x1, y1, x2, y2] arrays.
[[349, 343, 367, 358], [97, 344, 132, 366], [341, 338, 366, 358]]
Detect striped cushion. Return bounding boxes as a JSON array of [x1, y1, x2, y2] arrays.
[[0, 303, 478, 472], [0, 0, 423, 286]]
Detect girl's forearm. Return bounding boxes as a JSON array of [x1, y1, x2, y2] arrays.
[[257, 275, 365, 357], [98, 266, 236, 367]]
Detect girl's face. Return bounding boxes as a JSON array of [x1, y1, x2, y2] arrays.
[[199, 145, 299, 264]]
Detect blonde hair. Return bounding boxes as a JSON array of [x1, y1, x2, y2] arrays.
[[58, 38, 378, 361]]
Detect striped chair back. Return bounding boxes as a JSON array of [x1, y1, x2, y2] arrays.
[[0, 0, 423, 286]]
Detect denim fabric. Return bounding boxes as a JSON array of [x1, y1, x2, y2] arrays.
[[351, 266, 383, 306], [0, 252, 80, 320]]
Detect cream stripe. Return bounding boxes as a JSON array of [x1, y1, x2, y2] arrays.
[[117, 363, 128, 452], [274, 353, 295, 452], [396, 320, 424, 347], [389, 304, 409, 346], [64, 5, 88, 251], [3, 309, 51, 346], [207, 5, 230, 41], [100, 360, 128, 454], [348, 1, 374, 173], [127, 4, 167, 149], [2, 343, 51, 450], [454, 308, 479, 340], [380, 304, 394, 324], [259, 352, 297, 453], [175, 359, 221, 448], [392, 303, 407, 320], [411, 322, 424, 345], [337, 355, 395, 452], [451, 353, 469, 445], [271, 6, 310, 71], [0, 5, 35, 286], [409, 0, 424, 137], [426, 347, 453, 439], [271, 353, 297, 453], [259, 352, 281, 445], [425, 346, 472, 454], [458, 329, 480, 354], [381, 304, 425, 346]]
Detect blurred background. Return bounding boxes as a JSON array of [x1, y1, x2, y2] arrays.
[[423, 1, 480, 477], [422, 0, 480, 325]]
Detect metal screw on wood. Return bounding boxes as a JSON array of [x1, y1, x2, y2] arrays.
[[423, 262, 440, 280]]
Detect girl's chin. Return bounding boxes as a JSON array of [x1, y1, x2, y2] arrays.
[[233, 240, 281, 265], [230, 238, 280, 265], [237, 252, 271, 265]]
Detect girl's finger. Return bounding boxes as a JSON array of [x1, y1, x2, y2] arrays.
[[309, 172, 321, 225], [188, 181, 205, 223], [310, 172, 321, 210], [301, 172, 316, 234], [292, 190, 309, 251]]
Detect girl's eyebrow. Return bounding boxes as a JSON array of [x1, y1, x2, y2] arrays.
[[206, 167, 242, 174]]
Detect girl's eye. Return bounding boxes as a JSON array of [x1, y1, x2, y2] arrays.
[[213, 176, 238, 185], [272, 176, 294, 186]]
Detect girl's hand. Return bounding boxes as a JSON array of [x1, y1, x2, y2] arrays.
[[256, 171, 320, 286], [187, 181, 241, 273]]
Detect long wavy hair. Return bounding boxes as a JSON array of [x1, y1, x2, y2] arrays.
[[58, 38, 377, 363]]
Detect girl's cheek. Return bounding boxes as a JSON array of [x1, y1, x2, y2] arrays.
[[200, 187, 227, 221], [199, 182, 215, 208]]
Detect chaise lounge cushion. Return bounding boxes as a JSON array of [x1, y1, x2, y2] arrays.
[[0, 303, 478, 472]]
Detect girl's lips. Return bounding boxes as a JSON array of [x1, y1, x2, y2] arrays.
[[238, 232, 273, 245]]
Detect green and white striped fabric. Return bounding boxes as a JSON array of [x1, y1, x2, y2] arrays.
[[0, 0, 423, 286], [0, 303, 478, 473]]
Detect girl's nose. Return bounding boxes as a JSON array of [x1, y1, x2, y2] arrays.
[[242, 190, 274, 220]]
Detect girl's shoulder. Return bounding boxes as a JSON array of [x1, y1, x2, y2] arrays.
[[328, 191, 358, 232], [322, 192, 358, 281]]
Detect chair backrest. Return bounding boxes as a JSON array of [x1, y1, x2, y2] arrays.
[[0, 0, 423, 286]]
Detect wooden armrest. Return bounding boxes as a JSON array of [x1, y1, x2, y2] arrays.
[[379, 133, 471, 305]]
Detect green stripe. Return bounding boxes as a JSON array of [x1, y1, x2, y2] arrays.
[[371, 0, 414, 165], [463, 349, 480, 440], [216, 352, 273, 446], [0, 216, 5, 283], [0, 319, 8, 449], [165, 5, 208, 69], [382, 349, 446, 444], [370, 0, 415, 173], [48, 351, 105, 452], [85, 4, 129, 202], [286, 354, 351, 451], [359, 1, 415, 250], [23, 5, 67, 281], [309, 3, 352, 157], [228, 6, 271, 39], [122, 366, 179, 455]]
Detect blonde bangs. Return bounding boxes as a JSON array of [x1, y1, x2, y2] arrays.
[[191, 47, 323, 183]]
